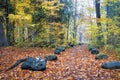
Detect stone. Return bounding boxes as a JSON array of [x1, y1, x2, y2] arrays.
[[56, 47, 65, 52], [54, 49, 61, 54], [68, 42, 74, 47], [91, 48, 99, 54], [45, 55, 57, 61], [65, 46, 71, 49], [89, 47, 95, 51], [21, 57, 47, 71], [95, 54, 108, 59], [54, 47, 65, 54], [78, 43, 83, 45], [6, 58, 28, 71], [101, 61, 120, 69]]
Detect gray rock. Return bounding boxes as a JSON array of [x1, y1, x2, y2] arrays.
[[45, 55, 57, 61], [89, 47, 95, 51], [21, 57, 47, 71], [78, 43, 84, 45], [95, 54, 108, 59], [54, 49, 61, 54], [56, 47, 65, 52], [54, 47, 65, 54], [91, 48, 99, 54], [68, 42, 74, 47], [101, 61, 120, 69]]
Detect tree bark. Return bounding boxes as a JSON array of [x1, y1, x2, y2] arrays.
[[73, 0, 77, 38], [95, 0, 103, 47], [5, 0, 15, 46], [95, 0, 101, 26], [67, 14, 70, 40], [5, 0, 10, 45], [0, 16, 7, 46]]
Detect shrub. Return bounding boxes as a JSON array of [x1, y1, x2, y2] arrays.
[[115, 47, 120, 59], [104, 44, 114, 51], [115, 48, 120, 53]]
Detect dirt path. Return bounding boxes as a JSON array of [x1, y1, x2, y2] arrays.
[[0, 45, 120, 80], [51, 45, 120, 80]]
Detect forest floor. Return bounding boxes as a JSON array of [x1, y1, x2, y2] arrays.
[[0, 45, 120, 80]]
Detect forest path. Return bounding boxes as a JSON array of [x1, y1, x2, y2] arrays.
[[52, 45, 120, 79], [0, 45, 120, 79]]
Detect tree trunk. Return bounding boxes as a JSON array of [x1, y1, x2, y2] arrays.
[[9, 22, 15, 45], [24, 26, 28, 40], [0, 16, 7, 46], [95, 0, 101, 26], [66, 14, 70, 40], [73, 0, 77, 38], [95, 0, 103, 47], [49, 17, 53, 45], [5, 0, 15, 46], [5, 0, 10, 45]]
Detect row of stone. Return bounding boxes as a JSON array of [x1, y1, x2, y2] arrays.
[[89, 47, 108, 59], [54, 42, 83, 54], [89, 47, 120, 69], [21, 54, 58, 71], [8, 43, 81, 71], [6, 53, 58, 71], [22, 42, 82, 71]]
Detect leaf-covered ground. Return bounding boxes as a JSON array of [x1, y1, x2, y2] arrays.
[[0, 45, 120, 80]]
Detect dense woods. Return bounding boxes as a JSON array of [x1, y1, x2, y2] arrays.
[[0, 0, 119, 50], [0, 0, 120, 79], [0, 0, 77, 48]]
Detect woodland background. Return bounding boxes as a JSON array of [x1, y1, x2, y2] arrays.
[[0, 0, 120, 51], [0, 0, 120, 79]]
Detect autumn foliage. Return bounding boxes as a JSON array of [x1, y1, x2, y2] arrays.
[[0, 45, 120, 80]]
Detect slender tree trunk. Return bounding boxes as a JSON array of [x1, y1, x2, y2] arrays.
[[9, 22, 15, 45], [10, 0, 16, 45], [73, 0, 77, 38], [95, 0, 103, 47], [67, 14, 70, 40], [5, 0, 15, 46], [49, 3, 53, 46], [24, 26, 28, 39], [105, 3, 110, 45], [95, 0, 101, 26], [5, 0, 10, 45], [32, 0, 36, 48], [49, 17, 53, 45], [0, 16, 7, 46]]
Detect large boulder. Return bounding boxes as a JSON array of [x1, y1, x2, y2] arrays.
[[95, 54, 108, 59], [21, 57, 47, 71], [91, 48, 99, 54], [54, 47, 65, 54], [45, 55, 57, 61], [101, 61, 120, 69]]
